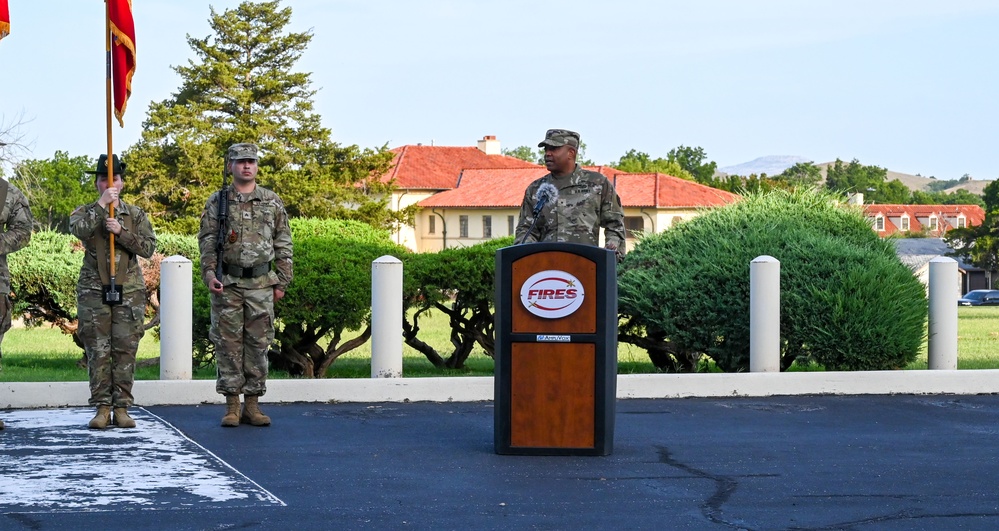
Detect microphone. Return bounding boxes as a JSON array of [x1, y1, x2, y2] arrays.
[[517, 183, 559, 245], [532, 183, 558, 216]]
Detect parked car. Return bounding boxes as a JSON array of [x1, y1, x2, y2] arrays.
[[957, 289, 999, 306]]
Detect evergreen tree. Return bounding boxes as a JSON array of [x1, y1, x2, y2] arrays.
[[125, 0, 412, 234], [11, 151, 95, 232]]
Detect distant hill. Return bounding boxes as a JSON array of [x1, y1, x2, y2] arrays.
[[717, 156, 989, 196], [718, 156, 812, 177]]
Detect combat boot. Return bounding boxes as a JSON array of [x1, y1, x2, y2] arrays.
[[241, 395, 271, 426], [88, 405, 112, 429], [221, 395, 240, 427], [113, 408, 136, 429]]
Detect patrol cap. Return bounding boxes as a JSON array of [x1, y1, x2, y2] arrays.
[[537, 129, 580, 149], [85, 154, 126, 176], [228, 143, 259, 161]]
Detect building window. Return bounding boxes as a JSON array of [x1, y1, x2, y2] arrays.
[[875, 216, 885, 231], [624, 216, 644, 238], [900, 216, 909, 232], [428, 215, 436, 234], [482, 215, 492, 238], [459, 215, 469, 238], [958, 216, 966, 228], [928, 216, 938, 231], [508, 215, 515, 235]]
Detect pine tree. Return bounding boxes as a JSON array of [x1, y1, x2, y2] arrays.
[[125, 0, 411, 234]]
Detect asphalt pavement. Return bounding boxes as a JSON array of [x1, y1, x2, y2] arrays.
[[2, 395, 999, 530]]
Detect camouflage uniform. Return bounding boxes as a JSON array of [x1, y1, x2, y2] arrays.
[[70, 199, 156, 408], [0, 182, 34, 369], [515, 164, 626, 251], [198, 174, 293, 397]]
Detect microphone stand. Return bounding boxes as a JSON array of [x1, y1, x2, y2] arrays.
[[516, 197, 550, 245]]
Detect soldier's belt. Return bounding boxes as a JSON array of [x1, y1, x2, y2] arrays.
[[222, 262, 271, 279]]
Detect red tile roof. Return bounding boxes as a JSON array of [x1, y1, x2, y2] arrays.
[[863, 204, 985, 236], [609, 172, 742, 208], [383, 145, 541, 190], [419, 169, 549, 208], [418, 168, 742, 209]]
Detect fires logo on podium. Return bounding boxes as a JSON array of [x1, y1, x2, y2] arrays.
[[520, 270, 585, 319]]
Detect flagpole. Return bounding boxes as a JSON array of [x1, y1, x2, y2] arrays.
[[104, 0, 118, 302]]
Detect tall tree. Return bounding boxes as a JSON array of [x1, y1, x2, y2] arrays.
[[613, 149, 694, 180], [10, 152, 94, 232], [945, 178, 999, 275], [0, 112, 31, 179], [126, 0, 410, 234], [774, 162, 822, 188], [667, 145, 717, 184], [502, 146, 542, 165]]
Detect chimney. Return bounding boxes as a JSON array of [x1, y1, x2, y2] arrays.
[[477, 135, 500, 155]]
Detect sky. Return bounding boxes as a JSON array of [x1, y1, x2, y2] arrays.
[[1, 0, 998, 180]]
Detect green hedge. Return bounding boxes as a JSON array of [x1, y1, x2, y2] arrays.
[[618, 188, 927, 372]]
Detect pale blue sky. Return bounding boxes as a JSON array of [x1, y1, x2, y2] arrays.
[[1, 0, 997, 179]]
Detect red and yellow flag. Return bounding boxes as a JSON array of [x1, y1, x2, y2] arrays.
[[109, 0, 136, 126], [0, 0, 11, 42]]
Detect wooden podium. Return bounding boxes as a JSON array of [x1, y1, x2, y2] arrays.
[[494, 242, 617, 456]]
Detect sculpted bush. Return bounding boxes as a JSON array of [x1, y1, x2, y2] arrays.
[[402, 237, 512, 369], [618, 189, 926, 372]]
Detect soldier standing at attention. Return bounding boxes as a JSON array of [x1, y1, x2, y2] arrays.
[[198, 143, 293, 428], [70, 154, 156, 430], [515, 129, 626, 259], [0, 177, 34, 431]]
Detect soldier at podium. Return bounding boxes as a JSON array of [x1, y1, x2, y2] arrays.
[[515, 129, 626, 260]]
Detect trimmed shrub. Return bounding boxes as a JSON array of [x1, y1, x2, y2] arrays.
[[9, 230, 82, 327], [402, 237, 512, 368], [618, 188, 926, 372]]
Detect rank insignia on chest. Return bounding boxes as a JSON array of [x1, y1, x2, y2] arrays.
[[242, 211, 252, 220], [229, 229, 238, 243]]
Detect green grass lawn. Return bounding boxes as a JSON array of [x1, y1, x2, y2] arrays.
[[2, 306, 998, 382]]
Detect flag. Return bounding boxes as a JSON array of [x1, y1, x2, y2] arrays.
[[0, 0, 10, 42], [109, 0, 136, 127]]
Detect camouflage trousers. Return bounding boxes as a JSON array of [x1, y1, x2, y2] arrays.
[[0, 293, 11, 369], [77, 289, 146, 407], [211, 285, 274, 396]]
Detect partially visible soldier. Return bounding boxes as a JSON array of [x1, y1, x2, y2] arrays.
[[0, 177, 34, 431], [198, 143, 293, 428], [515, 128, 626, 258], [70, 154, 156, 430]]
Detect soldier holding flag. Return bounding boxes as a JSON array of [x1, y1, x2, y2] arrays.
[[70, 154, 156, 429]]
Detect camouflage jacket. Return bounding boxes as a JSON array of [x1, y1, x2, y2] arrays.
[[0, 183, 34, 294], [198, 184, 293, 291], [515, 165, 626, 250], [69, 199, 156, 293]]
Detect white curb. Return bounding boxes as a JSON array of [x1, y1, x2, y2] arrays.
[[3, 370, 998, 409]]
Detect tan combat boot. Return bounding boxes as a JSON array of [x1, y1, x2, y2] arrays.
[[113, 408, 136, 429], [88, 405, 112, 429], [221, 395, 240, 427], [241, 395, 271, 426]]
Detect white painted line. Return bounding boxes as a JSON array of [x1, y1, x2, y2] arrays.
[[0, 408, 284, 512]]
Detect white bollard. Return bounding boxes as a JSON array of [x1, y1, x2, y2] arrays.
[[928, 257, 958, 370], [371, 255, 403, 378], [750, 255, 780, 372], [159, 255, 193, 380]]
